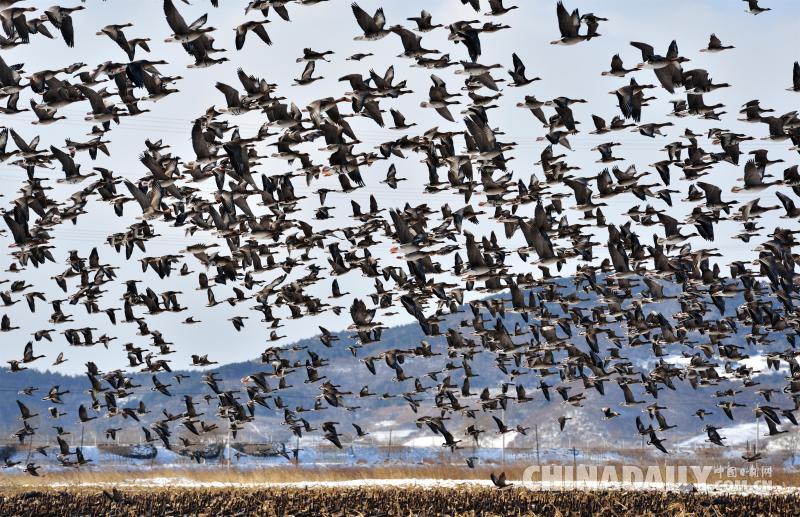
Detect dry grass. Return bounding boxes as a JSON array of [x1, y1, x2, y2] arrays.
[[1, 461, 799, 489], [0, 464, 503, 488], [0, 485, 799, 516]]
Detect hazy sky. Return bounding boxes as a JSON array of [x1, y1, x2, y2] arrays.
[[0, 0, 798, 374]]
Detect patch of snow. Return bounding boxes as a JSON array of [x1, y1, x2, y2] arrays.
[[33, 477, 800, 496], [679, 422, 759, 448]]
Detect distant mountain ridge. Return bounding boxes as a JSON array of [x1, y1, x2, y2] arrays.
[[0, 286, 790, 455]]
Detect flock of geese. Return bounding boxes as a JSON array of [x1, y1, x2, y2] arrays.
[[0, 0, 797, 483]]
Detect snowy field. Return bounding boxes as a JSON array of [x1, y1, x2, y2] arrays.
[[9, 476, 797, 497]]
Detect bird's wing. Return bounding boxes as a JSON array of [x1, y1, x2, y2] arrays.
[[630, 41, 654, 60], [352, 3, 378, 32], [163, 0, 189, 33]]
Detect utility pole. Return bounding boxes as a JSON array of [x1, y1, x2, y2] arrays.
[[387, 428, 392, 460], [755, 414, 760, 455], [226, 426, 231, 469], [534, 424, 540, 466], [571, 446, 578, 472], [472, 429, 479, 464], [568, 434, 577, 489], [25, 433, 33, 464], [501, 406, 506, 467]]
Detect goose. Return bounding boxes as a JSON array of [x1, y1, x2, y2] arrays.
[[389, 109, 415, 130], [293, 61, 322, 86], [731, 160, 780, 192], [630, 40, 688, 70], [608, 115, 635, 131], [16, 400, 37, 420], [78, 404, 97, 423], [215, 82, 249, 115], [347, 52, 372, 61], [449, 20, 482, 61], [507, 53, 539, 86], [743, 0, 770, 15], [297, 48, 334, 62], [738, 202, 779, 227], [351, 2, 389, 41], [610, 78, 655, 122], [633, 122, 673, 138], [0, 4, 25, 40], [234, 20, 271, 50], [776, 191, 800, 218], [551, 1, 588, 45], [738, 99, 773, 122], [601, 407, 620, 419], [455, 61, 502, 79], [184, 35, 229, 68], [141, 71, 180, 102], [420, 76, 460, 122], [705, 425, 726, 446], [407, 10, 441, 32], [0, 54, 24, 95], [592, 142, 623, 163], [390, 25, 439, 58], [163, 0, 215, 44], [516, 95, 547, 124], [50, 145, 96, 183], [749, 148, 783, 168], [580, 12, 607, 39], [700, 33, 734, 52], [486, 0, 518, 16], [97, 23, 145, 60], [695, 182, 735, 213], [30, 100, 65, 125], [590, 114, 611, 134], [647, 430, 669, 454], [490, 471, 513, 488], [381, 163, 406, 189], [742, 449, 763, 462], [44, 5, 85, 47], [76, 84, 121, 123], [601, 54, 638, 77], [20, 341, 44, 363], [788, 61, 800, 92]]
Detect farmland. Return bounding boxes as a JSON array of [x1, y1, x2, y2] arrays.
[[1, 484, 798, 516]]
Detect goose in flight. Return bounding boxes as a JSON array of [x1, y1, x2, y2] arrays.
[[351, 3, 389, 41], [700, 34, 734, 52], [551, 1, 602, 45], [234, 20, 271, 50], [507, 53, 539, 87], [163, 0, 216, 44], [789, 61, 800, 92], [743, 0, 771, 15], [490, 471, 513, 488], [294, 61, 323, 86], [407, 10, 441, 32]]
